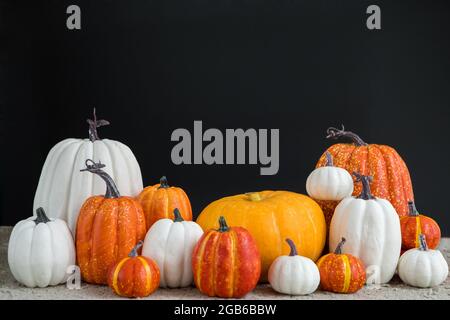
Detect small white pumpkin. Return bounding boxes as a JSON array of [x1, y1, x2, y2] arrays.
[[142, 208, 203, 288], [8, 208, 76, 288], [306, 152, 353, 201], [268, 239, 320, 295], [398, 234, 448, 288], [329, 173, 401, 284]]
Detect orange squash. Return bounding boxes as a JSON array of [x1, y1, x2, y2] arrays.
[[196, 191, 326, 281], [137, 176, 192, 230], [317, 126, 414, 217], [76, 160, 147, 284], [192, 216, 261, 298], [108, 241, 160, 298]]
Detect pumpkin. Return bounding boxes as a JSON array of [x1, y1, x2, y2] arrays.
[[398, 234, 448, 288], [329, 173, 401, 284], [142, 208, 203, 288], [317, 237, 366, 293], [306, 151, 354, 201], [196, 191, 326, 281], [268, 239, 320, 295], [137, 176, 192, 230], [108, 241, 160, 297], [33, 109, 143, 234], [76, 159, 147, 284], [317, 126, 414, 217], [400, 201, 441, 250], [192, 216, 261, 298], [8, 207, 75, 288]]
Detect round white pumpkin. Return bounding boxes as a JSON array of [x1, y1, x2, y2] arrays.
[[268, 239, 320, 295], [33, 109, 143, 234], [142, 209, 203, 288], [398, 234, 448, 288], [306, 152, 354, 201], [329, 173, 401, 284], [8, 208, 76, 288]]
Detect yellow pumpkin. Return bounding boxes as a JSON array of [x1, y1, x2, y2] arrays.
[[196, 191, 326, 282]]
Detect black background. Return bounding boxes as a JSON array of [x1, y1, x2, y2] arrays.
[[1, 0, 449, 235]]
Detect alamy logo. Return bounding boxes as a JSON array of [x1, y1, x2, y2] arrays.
[[171, 121, 279, 175]]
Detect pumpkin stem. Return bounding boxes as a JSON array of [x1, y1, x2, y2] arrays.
[[218, 216, 230, 232], [173, 208, 184, 222], [334, 237, 346, 254], [87, 108, 110, 142], [35, 207, 51, 224], [418, 234, 428, 251], [128, 241, 144, 257], [408, 201, 419, 217], [325, 151, 334, 167], [158, 176, 169, 189], [80, 159, 121, 198], [286, 238, 298, 256], [353, 172, 375, 200], [326, 125, 368, 146], [246, 192, 262, 201]]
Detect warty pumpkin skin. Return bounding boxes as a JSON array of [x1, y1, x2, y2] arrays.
[[76, 160, 147, 285], [316, 126, 414, 217], [192, 216, 261, 298], [137, 176, 192, 230], [196, 191, 326, 282]]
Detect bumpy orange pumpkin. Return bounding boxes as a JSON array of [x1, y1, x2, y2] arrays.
[[196, 191, 326, 281], [317, 237, 366, 293], [76, 160, 147, 284], [108, 241, 160, 298], [192, 216, 261, 298], [400, 201, 441, 250], [137, 176, 192, 230], [316, 126, 414, 217]]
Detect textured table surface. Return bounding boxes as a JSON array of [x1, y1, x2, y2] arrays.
[[1, 226, 449, 300]]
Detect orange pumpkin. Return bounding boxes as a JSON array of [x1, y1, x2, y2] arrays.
[[400, 201, 441, 250], [317, 237, 366, 293], [137, 176, 192, 230], [317, 126, 414, 217], [192, 216, 261, 298], [76, 160, 147, 285], [108, 241, 160, 298]]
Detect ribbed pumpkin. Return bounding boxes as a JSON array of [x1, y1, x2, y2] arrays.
[[196, 191, 326, 281], [316, 126, 414, 217], [137, 176, 192, 230], [192, 216, 261, 298], [76, 160, 147, 284], [400, 201, 441, 250]]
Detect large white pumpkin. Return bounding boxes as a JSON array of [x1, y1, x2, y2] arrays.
[[33, 109, 143, 234], [8, 208, 76, 288], [398, 234, 448, 288], [329, 173, 401, 284], [142, 209, 203, 288]]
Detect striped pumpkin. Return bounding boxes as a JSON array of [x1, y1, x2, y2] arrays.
[[316, 126, 414, 217], [192, 216, 261, 298], [317, 238, 366, 293], [107, 241, 160, 298], [400, 201, 441, 250]]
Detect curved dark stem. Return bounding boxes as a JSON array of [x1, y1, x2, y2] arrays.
[[158, 176, 169, 189], [325, 151, 334, 167], [87, 108, 110, 142], [408, 201, 419, 217], [326, 125, 368, 146], [173, 208, 184, 222], [218, 216, 229, 233], [80, 159, 120, 198], [418, 234, 428, 251], [128, 241, 144, 257], [35, 207, 50, 224], [286, 238, 298, 256], [334, 237, 346, 254], [353, 172, 375, 200]]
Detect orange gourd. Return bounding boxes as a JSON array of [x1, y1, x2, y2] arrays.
[[192, 216, 261, 298], [137, 176, 192, 230], [76, 160, 147, 284]]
